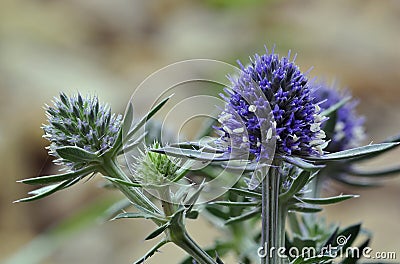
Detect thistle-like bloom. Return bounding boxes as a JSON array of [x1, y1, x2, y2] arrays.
[[133, 142, 182, 185], [43, 93, 122, 169], [311, 82, 365, 152], [217, 49, 326, 159]]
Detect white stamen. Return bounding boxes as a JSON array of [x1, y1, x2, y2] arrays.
[[335, 121, 345, 132], [315, 105, 321, 112], [218, 114, 233, 123], [242, 136, 248, 142], [248, 105, 257, 112], [256, 141, 261, 147], [316, 130, 326, 139], [310, 123, 320, 132], [267, 128, 273, 140], [223, 126, 233, 134], [292, 134, 299, 142], [233, 127, 244, 133], [316, 145, 324, 155]]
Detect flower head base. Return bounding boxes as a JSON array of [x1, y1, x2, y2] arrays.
[[133, 142, 182, 186], [311, 82, 365, 152], [217, 48, 326, 159], [43, 93, 122, 169]]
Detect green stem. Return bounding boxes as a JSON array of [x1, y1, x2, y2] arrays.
[[100, 157, 162, 216], [261, 161, 283, 264], [277, 204, 287, 264], [172, 229, 217, 264], [159, 186, 175, 217]]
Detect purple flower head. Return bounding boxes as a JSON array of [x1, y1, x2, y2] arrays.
[[216, 48, 327, 159], [43, 93, 122, 169], [311, 82, 365, 152]]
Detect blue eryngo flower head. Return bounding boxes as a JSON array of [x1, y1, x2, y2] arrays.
[[133, 142, 182, 186], [43, 93, 122, 169], [217, 49, 327, 160], [311, 82, 365, 152]]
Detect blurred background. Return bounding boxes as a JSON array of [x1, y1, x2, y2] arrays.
[[1, 0, 399, 263]]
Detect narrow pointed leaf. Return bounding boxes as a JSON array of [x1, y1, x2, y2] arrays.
[[332, 175, 383, 188], [133, 240, 168, 264], [282, 155, 325, 171], [299, 195, 358, 205], [145, 223, 169, 240], [101, 198, 132, 221], [304, 143, 400, 161], [119, 132, 147, 155], [184, 183, 205, 213], [124, 95, 172, 143], [151, 146, 232, 161], [18, 166, 95, 185], [225, 208, 261, 225], [346, 165, 400, 177], [170, 141, 224, 153], [228, 187, 262, 199], [56, 146, 100, 163], [112, 212, 166, 222], [288, 204, 322, 213], [320, 96, 351, 117], [122, 102, 134, 134], [209, 201, 260, 207], [103, 176, 142, 187], [14, 180, 71, 202], [280, 171, 312, 202]]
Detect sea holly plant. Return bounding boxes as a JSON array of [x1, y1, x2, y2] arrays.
[[16, 47, 400, 264]]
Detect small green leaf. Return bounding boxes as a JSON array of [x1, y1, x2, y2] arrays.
[[225, 208, 261, 225], [299, 195, 358, 205], [124, 95, 172, 143], [170, 141, 224, 153], [320, 96, 351, 117], [101, 198, 132, 221], [228, 187, 262, 199], [282, 155, 325, 171], [103, 176, 142, 187], [145, 223, 169, 240], [288, 204, 322, 213], [112, 212, 166, 222], [346, 165, 400, 177], [304, 143, 400, 161], [122, 102, 134, 134], [133, 240, 168, 264], [186, 210, 199, 219], [209, 201, 259, 207], [56, 146, 100, 163], [205, 206, 230, 220], [151, 146, 233, 162], [14, 180, 71, 202], [332, 175, 382, 188], [280, 171, 313, 202], [119, 132, 147, 155], [184, 183, 205, 213], [18, 166, 96, 185]]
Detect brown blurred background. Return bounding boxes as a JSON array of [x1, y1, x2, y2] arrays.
[[1, 0, 399, 263]]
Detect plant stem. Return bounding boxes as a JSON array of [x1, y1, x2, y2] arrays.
[[100, 157, 162, 216], [159, 185, 217, 264], [171, 227, 217, 264], [261, 161, 283, 264]]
